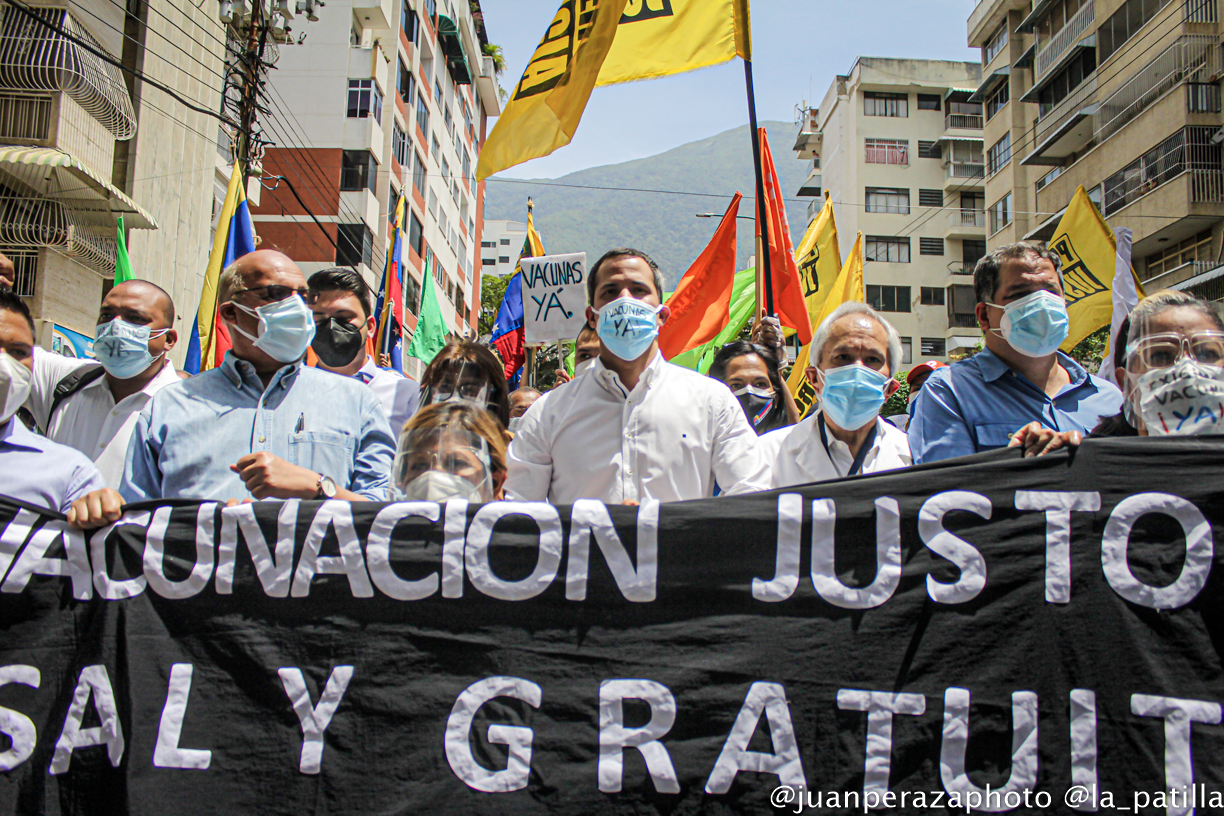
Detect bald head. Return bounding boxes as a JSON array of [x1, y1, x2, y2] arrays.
[[218, 249, 304, 304], [105, 279, 174, 326]]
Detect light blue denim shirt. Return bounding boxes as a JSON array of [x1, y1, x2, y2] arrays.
[[0, 419, 106, 513], [121, 353, 395, 502], [908, 348, 1123, 464]]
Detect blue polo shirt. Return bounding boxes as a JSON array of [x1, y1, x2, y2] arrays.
[[0, 419, 105, 513], [907, 348, 1122, 464]]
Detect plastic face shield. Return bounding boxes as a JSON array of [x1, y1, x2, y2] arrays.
[[420, 361, 492, 411], [391, 426, 495, 502], [1123, 303, 1224, 435]]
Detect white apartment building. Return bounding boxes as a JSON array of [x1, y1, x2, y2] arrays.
[[795, 58, 988, 365], [249, 0, 500, 378], [480, 218, 526, 276], [0, 0, 224, 363]]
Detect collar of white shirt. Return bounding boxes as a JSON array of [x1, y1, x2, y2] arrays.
[[87, 357, 180, 402], [591, 350, 664, 400], [769, 411, 912, 485]]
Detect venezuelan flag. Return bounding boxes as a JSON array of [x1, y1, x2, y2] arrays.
[[491, 201, 545, 384], [185, 165, 256, 374], [374, 194, 407, 373]]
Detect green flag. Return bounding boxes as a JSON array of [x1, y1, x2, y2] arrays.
[[114, 215, 133, 284], [668, 267, 756, 373], [407, 258, 448, 364]]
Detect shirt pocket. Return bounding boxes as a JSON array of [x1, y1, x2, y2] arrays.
[[973, 421, 1021, 450], [289, 431, 356, 480]]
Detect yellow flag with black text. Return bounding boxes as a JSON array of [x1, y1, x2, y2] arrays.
[[786, 231, 864, 419], [596, 0, 751, 85], [1050, 186, 1146, 352], [477, 0, 629, 182], [793, 192, 843, 328]]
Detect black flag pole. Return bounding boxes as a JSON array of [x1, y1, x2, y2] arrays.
[[744, 57, 775, 318]]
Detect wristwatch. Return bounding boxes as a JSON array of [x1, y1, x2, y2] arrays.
[[315, 474, 337, 499]]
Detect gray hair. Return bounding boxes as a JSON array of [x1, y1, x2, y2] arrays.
[[973, 242, 1062, 304], [217, 259, 245, 305], [811, 301, 904, 374]]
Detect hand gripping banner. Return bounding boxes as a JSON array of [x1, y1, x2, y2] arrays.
[[2, 439, 1224, 814]]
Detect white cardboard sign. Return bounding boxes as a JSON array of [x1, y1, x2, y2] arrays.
[[521, 252, 588, 345]]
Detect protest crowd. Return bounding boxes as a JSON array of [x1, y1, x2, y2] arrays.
[[0, 239, 1220, 522]]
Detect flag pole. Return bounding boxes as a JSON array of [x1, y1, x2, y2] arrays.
[[744, 58, 775, 317]]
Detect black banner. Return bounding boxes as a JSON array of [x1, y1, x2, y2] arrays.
[[2, 439, 1224, 815]]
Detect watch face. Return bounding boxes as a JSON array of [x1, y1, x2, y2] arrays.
[[319, 475, 337, 498]]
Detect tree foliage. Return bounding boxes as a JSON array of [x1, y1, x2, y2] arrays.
[[479, 274, 508, 338]]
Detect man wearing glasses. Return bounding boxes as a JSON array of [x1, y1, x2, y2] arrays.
[[69, 250, 395, 527]]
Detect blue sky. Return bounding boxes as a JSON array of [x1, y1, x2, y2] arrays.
[[478, 0, 980, 179]]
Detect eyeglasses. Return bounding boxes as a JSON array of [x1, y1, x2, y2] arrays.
[[1126, 332, 1224, 370], [231, 285, 309, 303]]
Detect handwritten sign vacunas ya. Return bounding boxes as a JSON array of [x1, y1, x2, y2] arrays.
[[520, 252, 587, 344]]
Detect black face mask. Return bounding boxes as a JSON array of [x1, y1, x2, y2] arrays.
[[312, 317, 364, 367]]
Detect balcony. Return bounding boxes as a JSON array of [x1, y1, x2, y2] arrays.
[[475, 55, 502, 115], [1174, 264, 1224, 301], [945, 113, 983, 130], [946, 209, 987, 239], [945, 162, 985, 189], [1103, 126, 1223, 215], [797, 167, 821, 197], [1021, 74, 1098, 166], [948, 313, 980, 329], [0, 193, 116, 274], [1095, 35, 1222, 145], [1034, 0, 1095, 79], [794, 106, 820, 157], [0, 146, 157, 229], [1144, 259, 1220, 289]]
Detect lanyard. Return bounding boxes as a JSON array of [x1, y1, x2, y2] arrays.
[[817, 413, 877, 477]]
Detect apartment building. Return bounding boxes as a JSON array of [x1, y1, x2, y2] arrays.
[[480, 218, 526, 277], [967, 0, 1224, 301], [0, 0, 224, 362], [794, 58, 987, 366], [249, 0, 500, 378]]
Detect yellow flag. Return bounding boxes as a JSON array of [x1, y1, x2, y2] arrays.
[[596, 0, 751, 86], [793, 192, 843, 329], [1050, 185, 1146, 352], [477, 0, 630, 182], [786, 232, 864, 418]]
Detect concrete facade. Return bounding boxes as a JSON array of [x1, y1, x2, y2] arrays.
[[480, 218, 526, 277], [796, 58, 986, 365], [968, 0, 1224, 301]]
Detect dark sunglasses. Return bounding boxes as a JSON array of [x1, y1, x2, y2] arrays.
[[231, 285, 310, 303]]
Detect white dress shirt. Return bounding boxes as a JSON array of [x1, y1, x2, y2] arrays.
[[46, 360, 182, 488], [26, 346, 92, 430], [506, 351, 770, 504], [759, 411, 912, 488], [353, 357, 420, 437]]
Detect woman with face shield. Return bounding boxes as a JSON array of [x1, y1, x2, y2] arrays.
[[418, 340, 512, 428], [391, 403, 511, 502], [708, 341, 793, 435]]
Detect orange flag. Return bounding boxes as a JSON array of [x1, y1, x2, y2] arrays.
[[757, 128, 813, 344], [659, 192, 742, 359]]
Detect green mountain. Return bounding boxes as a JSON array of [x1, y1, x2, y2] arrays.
[[482, 121, 811, 288]]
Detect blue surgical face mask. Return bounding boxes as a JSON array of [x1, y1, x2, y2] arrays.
[[986, 290, 1069, 358], [820, 364, 891, 431], [93, 318, 166, 379], [596, 297, 663, 362], [232, 295, 316, 363]]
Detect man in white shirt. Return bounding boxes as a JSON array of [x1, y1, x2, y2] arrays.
[[506, 248, 770, 504], [760, 302, 912, 487], [35, 280, 182, 488], [308, 268, 420, 435]]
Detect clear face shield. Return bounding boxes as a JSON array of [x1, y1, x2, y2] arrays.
[[419, 361, 492, 412], [390, 426, 495, 502], [1122, 302, 1224, 436]]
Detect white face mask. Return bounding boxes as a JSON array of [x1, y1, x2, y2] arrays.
[[1130, 358, 1224, 436], [0, 350, 31, 424], [398, 470, 484, 503]]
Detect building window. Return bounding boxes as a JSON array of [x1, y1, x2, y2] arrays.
[[987, 132, 1011, 175], [336, 223, 374, 267], [986, 83, 1009, 121], [900, 337, 913, 365], [865, 138, 909, 165], [865, 236, 911, 263], [435, 79, 444, 106], [921, 337, 947, 357], [340, 149, 376, 194], [989, 193, 1013, 234], [919, 189, 943, 207], [865, 187, 910, 214], [918, 140, 941, 159], [415, 94, 430, 134], [388, 184, 399, 224], [440, 155, 451, 188], [917, 93, 941, 110], [412, 150, 426, 196], [461, 148, 471, 186], [423, 0, 436, 21], [346, 79, 382, 121], [866, 284, 912, 312], [402, 1, 418, 44], [404, 274, 421, 315], [864, 91, 908, 117], [498, 255, 511, 264], [1103, 127, 1222, 216], [963, 239, 986, 270], [3, 248, 35, 297], [920, 287, 946, 305], [920, 238, 945, 256], [983, 22, 1009, 64], [1146, 229, 1214, 277], [1036, 48, 1096, 119], [1188, 82, 1222, 113], [1099, 0, 1174, 63], [482, 258, 496, 266], [392, 121, 409, 166], [407, 211, 424, 258], [499, 238, 511, 246], [398, 60, 414, 105], [431, 134, 441, 160]]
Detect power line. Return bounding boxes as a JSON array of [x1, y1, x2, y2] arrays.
[[77, 0, 226, 82]]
